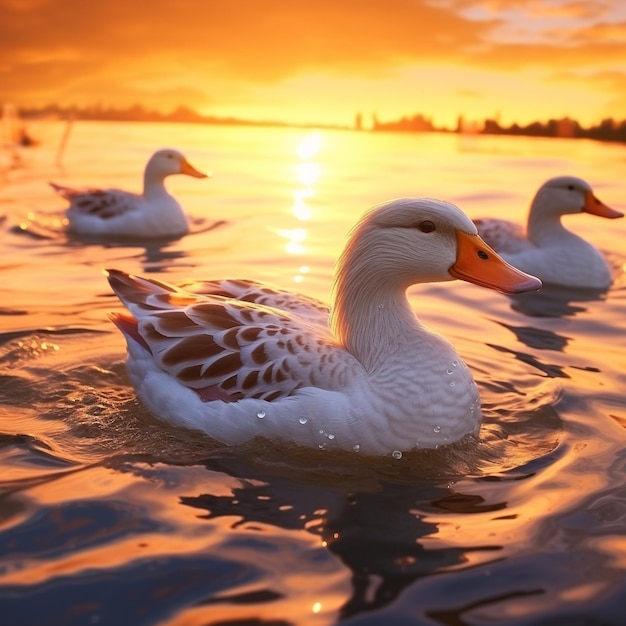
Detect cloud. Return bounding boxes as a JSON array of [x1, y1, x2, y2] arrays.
[[441, 0, 614, 20]]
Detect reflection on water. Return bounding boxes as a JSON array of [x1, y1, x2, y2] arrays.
[[487, 340, 571, 379], [179, 459, 511, 620], [277, 131, 322, 282], [509, 284, 609, 318], [12, 208, 229, 274], [0, 122, 625, 624], [495, 320, 571, 351]]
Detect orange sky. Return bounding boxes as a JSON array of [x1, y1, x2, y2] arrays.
[[1, 0, 625, 128]]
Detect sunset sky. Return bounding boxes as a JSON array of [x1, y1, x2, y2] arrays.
[[2, 0, 625, 128]]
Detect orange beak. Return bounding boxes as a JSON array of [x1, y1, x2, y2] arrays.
[[583, 191, 623, 219], [449, 230, 542, 295], [180, 158, 210, 179]]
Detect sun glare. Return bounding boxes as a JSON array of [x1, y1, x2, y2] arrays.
[[297, 131, 322, 159], [292, 189, 313, 221], [274, 131, 325, 282], [280, 227, 307, 255], [294, 161, 321, 187]]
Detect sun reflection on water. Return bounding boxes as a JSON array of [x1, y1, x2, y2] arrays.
[[277, 130, 323, 284], [294, 161, 321, 187], [296, 131, 322, 160], [278, 226, 307, 255], [292, 188, 313, 221]]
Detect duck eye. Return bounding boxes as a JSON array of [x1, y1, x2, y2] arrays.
[[417, 220, 436, 233]]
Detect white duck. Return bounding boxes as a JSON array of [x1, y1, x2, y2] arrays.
[[475, 176, 623, 289], [106, 198, 541, 456], [50, 148, 208, 239]]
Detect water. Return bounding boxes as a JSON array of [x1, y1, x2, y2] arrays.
[[1, 121, 625, 625]]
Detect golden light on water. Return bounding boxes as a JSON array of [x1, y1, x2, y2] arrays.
[[292, 189, 313, 221], [296, 161, 321, 184], [589, 536, 626, 569], [277, 131, 324, 281], [293, 131, 321, 212], [279, 227, 307, 255], [297, 132, 322, 160], [293, 266, 310, 284]]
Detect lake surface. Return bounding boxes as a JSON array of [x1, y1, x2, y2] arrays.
[[1, 121, 625, 625]]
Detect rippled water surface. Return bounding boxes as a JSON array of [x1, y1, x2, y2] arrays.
[[1, 122, 625, 625]]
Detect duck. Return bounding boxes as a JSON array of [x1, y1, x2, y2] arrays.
[[474, 176, 623, 289], [106, 197, 541, 456], [50, 148, 208, 239]]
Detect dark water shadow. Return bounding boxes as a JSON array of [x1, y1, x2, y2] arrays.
[[0, 424, 560, 623], [171, 422, 565, 622], [179, 455, 509, 620], [490, 320, 570, 351], [508, 284, 608, 318]]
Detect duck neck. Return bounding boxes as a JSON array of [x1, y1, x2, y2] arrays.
[[143, 170, 169, 200], [527, 203, 569, 245], [330, 247, 421, 372]]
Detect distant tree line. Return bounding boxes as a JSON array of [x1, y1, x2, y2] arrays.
[[371, 112, 626, 143], [19, 103, 289, 127], [18, 103, 328, 129], [16, 103, 626, 143], [479, 116, 626, 143]]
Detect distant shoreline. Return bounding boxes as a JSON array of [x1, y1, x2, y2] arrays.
[[14, 104, 626, 144]]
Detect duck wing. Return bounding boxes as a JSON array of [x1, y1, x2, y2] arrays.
[[179, 278, 330, 323], [50, 182, 141, 220], [106, 270, 362, 403], [473, 218, 531, 254]]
